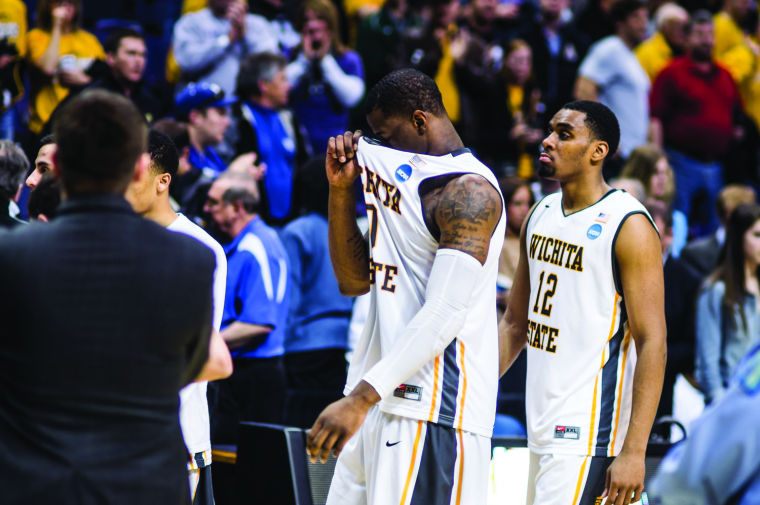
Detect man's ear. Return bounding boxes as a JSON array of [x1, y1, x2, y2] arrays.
[[105, 52, 116, 68], [412, 109, 427, 136], [590, 141, 610, 164], [156, 172, 171, 193], [50, 145, 61, 178]]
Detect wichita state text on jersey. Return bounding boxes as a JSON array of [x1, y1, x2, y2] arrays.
[[345, 137, 506, 438], [524, 190, 655, 456]]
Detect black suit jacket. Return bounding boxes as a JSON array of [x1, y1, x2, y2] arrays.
[[0, 194, 214, 504], [679, 234, 721, 278]]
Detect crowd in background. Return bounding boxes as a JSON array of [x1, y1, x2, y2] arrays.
[[2, 0, 760, 440]]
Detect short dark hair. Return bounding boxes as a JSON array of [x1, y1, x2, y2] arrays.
[[53, 89, 147, 196], [561, 100, 621, 158], [27, 173, 62, 220], [611, 0, 645, 23], [0, 140, 29, 199], [36, 0, 81, 31], [104, 27, 145, 54], [148, 130, 179, 180], [38, 134, 56, 150], [685, 9, 713, 33], [236, 52, 287, 99], [151, 118, 190, 152], [365, 68, 446, 119]]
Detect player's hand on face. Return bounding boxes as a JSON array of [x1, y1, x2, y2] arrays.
[[602, 451, 645, 505], [305, 395, 367, 463], [325, 130, 362, 189]]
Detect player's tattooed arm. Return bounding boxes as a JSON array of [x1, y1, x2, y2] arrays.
[[434, 174, 502, 264]]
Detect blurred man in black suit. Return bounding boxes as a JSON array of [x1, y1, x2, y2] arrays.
[[0, 89, 215, 505]]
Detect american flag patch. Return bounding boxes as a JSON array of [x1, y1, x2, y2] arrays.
[[595, 212, 609, 223], [409, 154, 426, 169]]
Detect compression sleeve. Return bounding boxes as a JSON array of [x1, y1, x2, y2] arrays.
[[361, 248, 483, 399]]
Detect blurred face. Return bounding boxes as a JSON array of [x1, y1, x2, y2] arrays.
[[507, 186, 532, 234], [436, 0, 460, 26], [27, 143, 56, 189], [688, 22, 714, 62], [727, 0, 751, 22], [619, 8, 649, 46], [538, 109, 597, 180], [473, 0, 498, 22], [539, 0, 568, 21], [506, 45, 532, 85], [743, 219, 760, 268], [648, 156, 670, 198], [653, 214, 673, 256], [262, 68, 290, 108], [108, 37, 146, 83], [209, 0, 234, 16], [661, 17, 688, 52], [204, 180, 237, 235], [367, 108, 426, 154], [193, 107, 230, 146], [303, 14, 331, 52]]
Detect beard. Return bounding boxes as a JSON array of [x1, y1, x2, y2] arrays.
[[690, 46, 712, 62], [538, 162, 555, 178]]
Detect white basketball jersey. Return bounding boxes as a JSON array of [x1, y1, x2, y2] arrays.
[[524, 190, 654, 456], [345, 137, 506, 438]]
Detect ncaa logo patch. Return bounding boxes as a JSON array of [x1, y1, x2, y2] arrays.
[[586, 223, 602, 240], [395, 164, 412, 183]]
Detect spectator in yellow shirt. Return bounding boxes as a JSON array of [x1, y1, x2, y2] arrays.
[[635, 2, 689, 82], [0, 0, 27, 139], [26, 0, 104, 135]]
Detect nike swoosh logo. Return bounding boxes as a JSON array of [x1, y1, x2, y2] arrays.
[[385, 441, 401, 447]]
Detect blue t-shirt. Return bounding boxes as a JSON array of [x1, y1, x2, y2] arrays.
[[188, 145, 227, 179], [222, 216, 290, 358], [280, 213, 353, 353]]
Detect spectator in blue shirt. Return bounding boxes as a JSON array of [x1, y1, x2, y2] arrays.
[[280, 157, 354, 428], [231, 52, 311, 227], [203, 171, 290, 444]]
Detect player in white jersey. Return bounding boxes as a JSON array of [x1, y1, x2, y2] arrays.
[[125, 129, 232, 504], [500, 101, 666, 505], [306, 69, 506, 505]]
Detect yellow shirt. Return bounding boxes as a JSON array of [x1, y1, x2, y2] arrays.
[[26, 28, 104, 133], [635, 31, 672, 83], [713, 12, 755, 86], [0, 0, 26, 57], [434, 25, 460, 124]]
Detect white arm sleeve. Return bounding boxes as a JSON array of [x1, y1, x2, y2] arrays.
[[361, 248, 483, 399], [320, 54, 365, 107]]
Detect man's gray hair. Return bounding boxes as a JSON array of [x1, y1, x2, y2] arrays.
[[0, 140, 30, 200]]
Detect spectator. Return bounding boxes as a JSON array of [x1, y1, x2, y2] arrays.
[[172, 0, 278, 96], [575, 0, 617, 44], [249, 0, 301, 57], [645, 198, 702, 437], [680, 184, 757, 276], [610, 176, 647, 201], [173, 82, 262, 221], [650, 10, 744, 238], [399, 0, 464, 127], [621, 143, 689, 256], [502, 39, 545, 179], [713, 0, 753, 65], [0, 139, 27, 228], [286, 0, 365, 155], [203, 171, 290, 444], [455, 2, 520, 176], [27, 173, 61, 222], [0, 89, 215, 505], [125, 129, 232, 502], [280, 156, 354, 428], [0, 0, 27, 140], [635, 2, 689, 82], [26, 0, 104, 135], [575, 0, 651, 175], [695, 202, 760, 404], [231, 51, 311, 227], [517, 0, 589, 118], [26, 134, 56, 190]]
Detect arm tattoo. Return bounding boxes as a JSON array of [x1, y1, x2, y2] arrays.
[[435, 176, 500, 260]]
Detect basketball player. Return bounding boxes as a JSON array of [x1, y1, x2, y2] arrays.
[[306, 68, 506, 504], [125, 129, 232, 504], [499, 101, 666, 505]]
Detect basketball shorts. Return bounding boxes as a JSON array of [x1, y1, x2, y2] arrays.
[[527, 451, 614, 505], [326, 405, 490, 505]]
